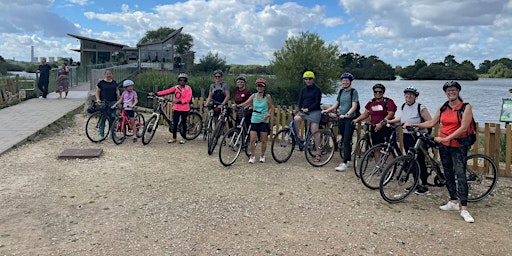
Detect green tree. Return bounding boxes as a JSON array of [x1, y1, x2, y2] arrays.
[[478, 60, 492, 74], [270, 31, 341, 105], [488, 63, 512, 78], [138, 27, 193, 55], [444, 55, 458, 67], [194, 51, 228, 73]]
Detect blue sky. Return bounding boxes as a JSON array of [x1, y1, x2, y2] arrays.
[[1, 0, 512, 68]]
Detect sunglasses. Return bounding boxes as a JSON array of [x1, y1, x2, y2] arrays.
[[374, 90, 384, 94], [214, 75, 222, 78], [178, 79, 187, 82], [303, 78, 313, 81], [256, 84, 265, 87]]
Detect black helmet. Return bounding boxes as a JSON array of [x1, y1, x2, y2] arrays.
[[213, 70, 223, 76], [443, 81, 461, 91], [403, 86, 419, 96], [372, 83, 386, 93], [340, 73, 354, 81]]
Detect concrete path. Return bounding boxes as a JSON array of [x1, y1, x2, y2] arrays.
[[0, 83, 91, 155]]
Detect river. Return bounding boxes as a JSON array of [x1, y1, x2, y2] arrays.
[[322, 78, 512, 124]]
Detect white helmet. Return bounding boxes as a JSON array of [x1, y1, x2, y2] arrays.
[[123, 80, 134, 87]]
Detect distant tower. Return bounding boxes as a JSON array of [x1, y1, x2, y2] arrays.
[[31, 46, 34, 63]]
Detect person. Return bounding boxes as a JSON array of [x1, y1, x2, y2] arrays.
[[322, 73, 359, 171], [55, 63, 70, 99], [37, 57, 51, 98], [95, 69, 120, 139], [236, 78, 273, 163], [386, 86, 432, 194], [204, 70, 230, 120], [404, 81, 475, 223], [155, 73, 193, 144], [353, 83, 397, 147], [295, 71, 322, 161], [112, 80, 139, 143], [233, 74, 252, 129]]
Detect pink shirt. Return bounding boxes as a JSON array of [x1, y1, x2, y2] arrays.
[[157, 85, 193, 112]]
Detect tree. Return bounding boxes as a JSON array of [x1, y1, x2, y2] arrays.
[[0, 55, 6, 75], [194, 51, 228, 73], [138, 27, 193, 55], [270, 32, 341, 105]]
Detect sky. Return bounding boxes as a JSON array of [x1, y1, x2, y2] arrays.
[[1, 0, 512, 68]]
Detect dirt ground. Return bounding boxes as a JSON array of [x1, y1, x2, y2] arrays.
[[1, 113, 511, 256]]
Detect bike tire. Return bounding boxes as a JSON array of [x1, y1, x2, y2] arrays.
[[208, 120, 224, 155], [182, 112, 203, 140], [135, 113, 145, 138], [142, 115, 159, 145], [218, 127, 243, 166], [379, 155, 420, 204], [466, 154, 498, 202], [305, 130, 336, 167], [271, 128, 295, 163], [359, 143, 397, 190], [352, 137, 371, 178], [111, 117, 127, 145], [86, 111, 111, 143]]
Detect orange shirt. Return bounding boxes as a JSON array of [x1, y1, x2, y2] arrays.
[[439, 101, 465, 147]]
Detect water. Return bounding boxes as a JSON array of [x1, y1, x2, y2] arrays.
[[322, 78, 512, 124], [6, 71, 36, 79]]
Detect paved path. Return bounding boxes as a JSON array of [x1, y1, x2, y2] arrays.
[[0, 83, 91, 155]]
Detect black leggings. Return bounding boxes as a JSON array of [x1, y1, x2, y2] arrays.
[[172, 110, 189, 139]]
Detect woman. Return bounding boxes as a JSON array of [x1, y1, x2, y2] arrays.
[[237, 78, 273, 164], [405, 81, 475, 223], [56, 63, 70, 99], [233, 75, 252, 130], [322, 73, 359, 171], [95, 69, 119, 139]]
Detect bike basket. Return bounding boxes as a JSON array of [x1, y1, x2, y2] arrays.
[[320, 114, 332, 125], [87, 101, 106, 113]]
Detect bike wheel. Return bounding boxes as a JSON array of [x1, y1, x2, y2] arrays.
[[352, 138, 371, 178], [135, 113, 145, 138], [86, 111, 111, 143], [111, 117, 127, 145], [142, 115, 159, 145], [379, 155, 420, 204], [208, 120, 224, 155], [218, 128, 243, 166], [182, 112, 203, 140], [466, 154, 498, 202], [305, 130, 336, 167], [360, 143, 396, 190], [271, 128, 295, 163]]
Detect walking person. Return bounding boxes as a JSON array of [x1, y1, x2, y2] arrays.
[[95, 69, 119, 140], [154, 73, 193, 144], [322, 73, 359, 171], [112, 80, 139, 143], [236, 78, 273, 163], [37, 57, 51, 98], [386, 86, 433, 194], [405, 81, 475, 223], [55, 63, 70, 99]]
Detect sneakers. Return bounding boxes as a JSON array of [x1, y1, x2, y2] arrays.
[[168, 139, 177, 143], [248, 156, 255, 164], [460, 210, 475, 223], [439, 201, 460, 211], [335, 163, 348, 172], [259, 156, 265, 163], [346, 161, 352, 167], [132, 137, 138, 143], [414, 185, 430, 195], [179, 140, 185, 144]]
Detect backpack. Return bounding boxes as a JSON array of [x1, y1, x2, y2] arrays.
[[401, 102, 432, 135], [439, 101, 477, 146], [338, 88, 360, 118]]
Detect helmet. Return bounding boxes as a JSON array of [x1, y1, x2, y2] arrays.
[[443, 81, 461, 91], [236, 75, 247, 83], [340, 73, 354, 81], [303, 71, 315, 79], [255, 78, 267, 87], [178, 73, 188, 81], [123, 80, 134, 87], [403, 86, 419, 96], [213, 70, 223, 76], [372, 83, 386, 93]]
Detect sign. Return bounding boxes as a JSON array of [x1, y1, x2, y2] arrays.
[[500, 98, 512, 122]]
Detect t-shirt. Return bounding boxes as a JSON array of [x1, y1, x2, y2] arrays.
[[337, 88, 359, 118], [364, 97, 397, 125], [97, 79, 118, 101], [401, 102, 427, 134], [121, 90, 138, 110], [234, 87, 252, 104], [38, 64, 51, 81]]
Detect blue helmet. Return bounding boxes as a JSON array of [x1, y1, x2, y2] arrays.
[[340, 73, 354, 81]]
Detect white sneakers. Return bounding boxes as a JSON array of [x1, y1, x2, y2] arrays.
[[249, 156, 265, 164], [440, 201, 475, 223], [335, 161, 352, 172], [260, 156, 265, 163]]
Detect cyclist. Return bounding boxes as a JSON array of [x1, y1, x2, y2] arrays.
[[236, 78, 274, 163], [112, 80, 139, 143], [295, 71, 322, 161], [95, 69, 120, 140], [386, 86, 432, 194], [404, 81, 475, 223], [204, 70, 230, 122], [322, 73, 359, 171], [154, 73, 193, 144], [234, 75, 252, 130]]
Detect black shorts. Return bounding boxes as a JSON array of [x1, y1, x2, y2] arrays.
[[125, 109, 135, 118], [250, 122, 270, 133]]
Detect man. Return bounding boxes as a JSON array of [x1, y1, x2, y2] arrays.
[[37, 58, 51, 98]]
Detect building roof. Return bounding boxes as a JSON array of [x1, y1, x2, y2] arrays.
[[137, 27, 183, 47], [67, 34, 128, 48]]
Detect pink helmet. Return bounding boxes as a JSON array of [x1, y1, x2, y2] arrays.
[[255, 78, 267, 87]]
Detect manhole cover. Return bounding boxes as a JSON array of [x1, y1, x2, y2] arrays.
[[58, 148, 103, 158]]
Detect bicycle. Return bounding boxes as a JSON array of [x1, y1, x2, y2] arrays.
[[111, 106, 145, 145], [208, 104, 236, 155], [358, 124, 403, 190], [218, 106, 258, 166], [85, 101, 116, 143], [202, 100, 222, 149], [141, 95, 203, 145], [304, 112, 340, 167], [351, 122, 374, 178], [379, 127, 498, 204], [270, 108, 314, 163]]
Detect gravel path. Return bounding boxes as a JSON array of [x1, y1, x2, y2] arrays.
[[1, 113, 511, 255]]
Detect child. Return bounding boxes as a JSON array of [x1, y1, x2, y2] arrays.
[[112, 80, 138, 142]]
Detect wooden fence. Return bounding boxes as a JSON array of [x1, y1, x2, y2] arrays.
[[160, 97, 512, 177]]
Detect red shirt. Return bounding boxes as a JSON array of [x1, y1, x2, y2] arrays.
[[234, 87, 252, 104], [364, 98, 397, 125], [440, 101, 465, 147]]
